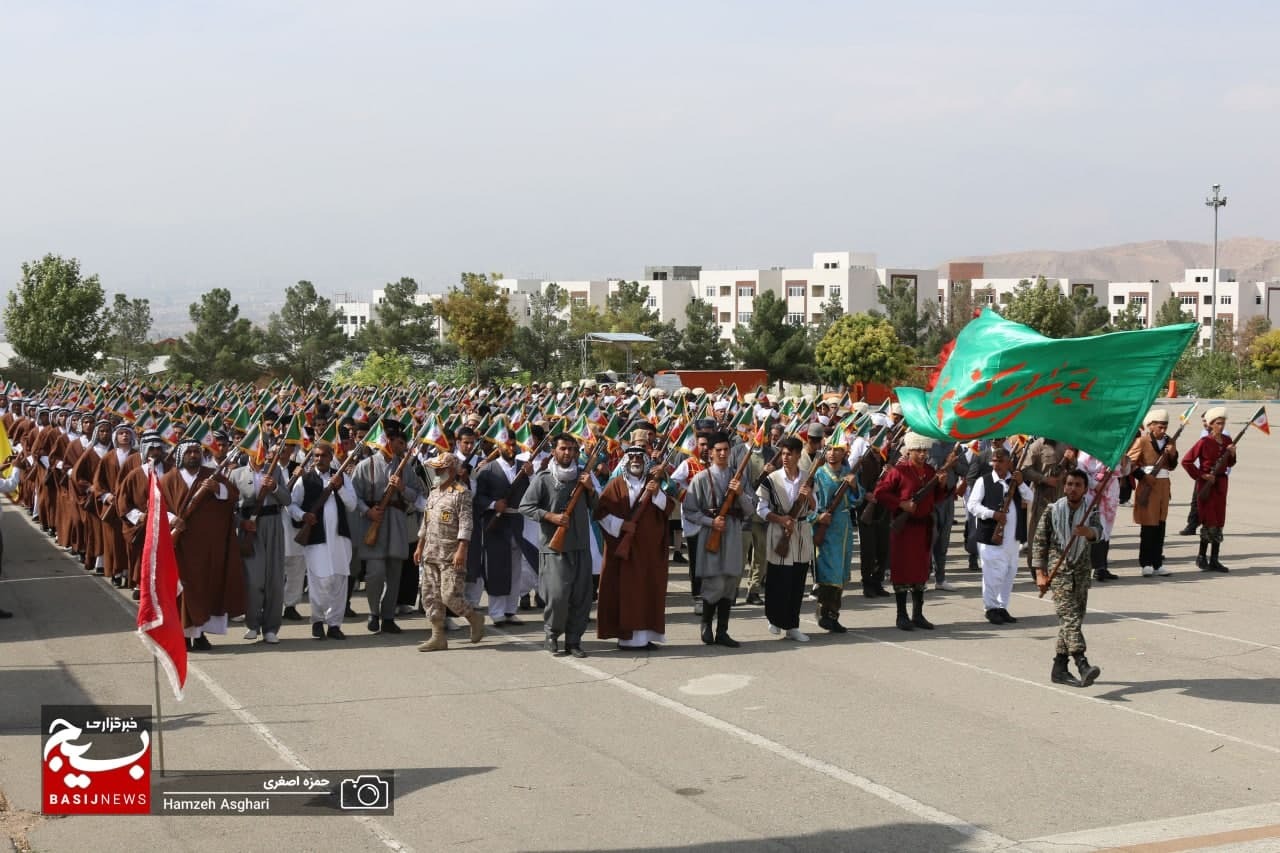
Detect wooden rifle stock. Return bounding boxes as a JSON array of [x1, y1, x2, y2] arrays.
[[239, 442, 288, 558], [1038, 469, 1112, 597], [1195, 422, 1248, 503], [613, 440, 677, 561], [889, 442, 961, 532], [171, 456, 235, 544], [813, 438, 881, 547], [703, 445, 754, 555], [363, 451, 415, 547], [990, 444, 1030, 546], [293, 450, 361, 546], [771, 449, 824, 559], [548, 440, 606, 554], [485, 435, 552, 533]]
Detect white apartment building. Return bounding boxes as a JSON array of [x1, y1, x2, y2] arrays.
[[1108, 269, 1280, 347]]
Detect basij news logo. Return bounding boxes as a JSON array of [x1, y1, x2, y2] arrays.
[[42, 705, 152, 815]]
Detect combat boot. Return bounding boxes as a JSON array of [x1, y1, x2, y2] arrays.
[[1073, 653, 1101, 687], [1207, 541, 1229, 573], [700, 600, 715, 645], [910, 588, 934, 630], [713, 599, 740, 648], [467, 611, 486, 643], [418, 620, 448, 652], [1196, 540, 1210, 571], [895, 589, 913, 631], [1051, 654, 1081, 686]]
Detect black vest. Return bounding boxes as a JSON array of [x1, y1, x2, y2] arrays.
[[292, 469, 351, 546], [974, 472, 1027, 544]]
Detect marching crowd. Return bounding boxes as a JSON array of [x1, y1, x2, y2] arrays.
[[0, 381, 1243, 687]]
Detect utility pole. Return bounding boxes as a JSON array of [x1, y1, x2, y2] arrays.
[[1205, 184, 1227, 352]]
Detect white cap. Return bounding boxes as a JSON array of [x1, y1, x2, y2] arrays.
[[903, 432, 933, 451], [1204, 406, 1227, 423], [1145, 408, 1169, 424]]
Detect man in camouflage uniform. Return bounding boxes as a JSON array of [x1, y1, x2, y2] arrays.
[[1033, 468, 1103, 688], [414, 453, 485, 651]]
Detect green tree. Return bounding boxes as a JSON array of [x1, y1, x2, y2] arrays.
[[259, 280, 348, 386], [1110, 301, 1146, 331], [1069, 287, 1111, 336], [1211, 318, 1235, 354], [4, 254, 108, 373], [814, 313, 915, 387], [167, 288, 260, 383], [729, 290, 813, 383], [1154, 294, 1193, 327], [1185, 351, 1237, 397], [511, 283, 574, 384], [103, 293, 153, 382], [674, 300, 728, 369], [437, 272, 515, 380], [876, 276, 929, 346], [1249, 328, 1280, 397], [331, 350, 420, 387], [355, 276, 448, 366], [1000, 276, 1075, 338], [1236, 315, 1271, 362]]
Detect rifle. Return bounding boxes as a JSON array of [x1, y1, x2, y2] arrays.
[[703, 443, 755, 555], [889, 442, 961, 532], [1195, 422, 1248, 503], [613, 437, 677, 561], [485, 434, 553, 532], [990, 444, 1030, 546], [771, 447, 825, 559], [171, 455, 236, 543], [363, 451, 416, 547], [1135, 410, 1193, 508], [292, 449, 362, 546], [548, 438, 607, 553], [1038, 469, 1111, 597], [238, 441, 290, 558], [812, 432, 884, 547]]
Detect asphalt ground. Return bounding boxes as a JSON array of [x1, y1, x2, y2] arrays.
[[2, 402, 1277, 852]]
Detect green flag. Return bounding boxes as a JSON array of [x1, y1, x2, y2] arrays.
[[896, 309, 1196, 468]]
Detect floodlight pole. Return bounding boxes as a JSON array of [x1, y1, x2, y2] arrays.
[[1206, 183, 1227, 352]]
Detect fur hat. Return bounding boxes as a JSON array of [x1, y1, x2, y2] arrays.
[[903, 431, 933, 451], [1204, 406, 1227, 424], [1145, 408, 1169, 425]]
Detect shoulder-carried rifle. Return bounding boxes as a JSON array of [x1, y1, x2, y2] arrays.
[[770, 446, 825, 559], [991, 444, 1030, 546], [1195, 422, 1248, 503], [485, 433, 553, 533], [171, 455, 236, 543], [548, 438, 607, 553], [612, 437, 676, 560], [239, 441, 289, 558], [813, 430, 885, 547], [292, 449, 362, 546], [703, 443, 755, 555], [363, 450, 416, 547], [889, 442, 962, 532]]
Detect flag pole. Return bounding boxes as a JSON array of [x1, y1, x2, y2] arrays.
[[1037, 467, 1116, 598], [153, 657, 166, 776]]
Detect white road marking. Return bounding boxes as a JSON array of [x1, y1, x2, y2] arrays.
[[88, 555, 411, 853], [677, 673, 753, 695], [498, 630, 1014, 852], [1011, 589, 1280, 652]]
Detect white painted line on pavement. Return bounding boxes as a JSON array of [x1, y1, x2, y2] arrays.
[[813, 617, 1280, 757], [0, 573, 98, 583], [1010, 589, 1280, 652], [495, 629, 1014, 852], [87, 558, 412, 853]]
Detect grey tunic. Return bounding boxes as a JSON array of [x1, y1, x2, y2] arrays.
[[352, 452, 423, 560], [682, 463, 756, 579], [230, 463, 292, 567], [518, 467, 599, 553]]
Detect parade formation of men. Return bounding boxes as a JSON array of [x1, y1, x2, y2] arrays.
[[0, 377, 1264, 687]]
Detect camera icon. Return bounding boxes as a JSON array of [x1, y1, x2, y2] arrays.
[[339, 774, 390, 810]]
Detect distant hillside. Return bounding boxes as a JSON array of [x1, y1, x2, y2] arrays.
[[941, 237, 1280, 283]]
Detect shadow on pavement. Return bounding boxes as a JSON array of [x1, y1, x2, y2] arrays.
[[1093, 677, 1280, 705], [549, 822, 988, 853]]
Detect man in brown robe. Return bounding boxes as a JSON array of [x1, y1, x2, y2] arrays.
[[118, 430, 169, 598], [594, 445, 673, 650], [161, 440, 244, 651], [55, 412, 88, 555], [72, 420, 112, 572], [93, 424, 140, 586]]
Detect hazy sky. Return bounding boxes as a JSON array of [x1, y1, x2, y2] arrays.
[[3, 1, 1277, 302]]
